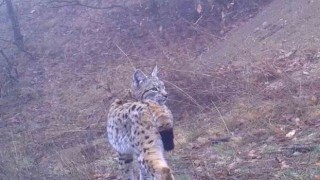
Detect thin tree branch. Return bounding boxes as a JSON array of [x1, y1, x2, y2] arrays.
[[0, 38, 36, 61], [0, 49, 19, 82], [114, 43, 136, 71], [47, 0, 130, 11], [47, 0, 78, 8], [0, 37, 13, 43], [20, 48, 36, 61], [211, 100, 230, 135], [4, 0, 24, 50]]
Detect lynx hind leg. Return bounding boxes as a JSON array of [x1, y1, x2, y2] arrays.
[[118, 153, 134, 180]]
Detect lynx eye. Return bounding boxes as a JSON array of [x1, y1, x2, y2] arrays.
[[150, 87, 159, 91]]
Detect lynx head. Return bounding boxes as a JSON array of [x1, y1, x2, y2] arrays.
[[131, 65, 168, 105]]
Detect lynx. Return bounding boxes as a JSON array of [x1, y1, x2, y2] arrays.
[[107, 66, 175, 180]]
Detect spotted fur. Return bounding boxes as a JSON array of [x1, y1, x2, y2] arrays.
[[107, 66, 174, 180]]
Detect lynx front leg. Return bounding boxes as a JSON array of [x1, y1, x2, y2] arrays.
[[118, 153, 134, 180], [139, 168, 153, 180], [138, 155, 174, 180]]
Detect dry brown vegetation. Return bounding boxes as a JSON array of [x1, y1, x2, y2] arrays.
[[1, 0, 320, 179]]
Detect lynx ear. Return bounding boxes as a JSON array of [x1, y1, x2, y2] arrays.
[[133, 69, 147, 88], [151, 65, 158, 77]]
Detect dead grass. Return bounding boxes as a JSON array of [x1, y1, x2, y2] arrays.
[[157, 51, 320, 179], [1, 0, 320, 179]]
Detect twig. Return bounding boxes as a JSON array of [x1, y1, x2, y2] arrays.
[[0, 49, 19, 82], [188, 153, 199, 179], [211, 136, 231, 144], [20, 48, 36, 61], [166, 68, 215, 78], [47, 0, 78, 8], [280, 145, 315, 154], [167, 98, 200, 108], [164, 80, 203, 109], [149, 33, 171, 61], [47, 0, 130, 11], [77, 3, 128, 10], [211, 100, 230, 135], [305, 149, 312, 174], [180, 17, 224, 41], [114, 43, 136, 71], [0, 37, 12, 43], [10, 128, 21, 180], [1, 37, 36, 61], [194, 15, 203, 25]]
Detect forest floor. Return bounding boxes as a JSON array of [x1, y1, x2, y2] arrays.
[[0, 0, 320, 179]]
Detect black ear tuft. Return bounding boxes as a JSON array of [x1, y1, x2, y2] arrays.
[[160, 129, 174, 151]]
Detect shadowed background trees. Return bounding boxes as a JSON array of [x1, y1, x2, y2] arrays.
[[4, 0, 24, 50]]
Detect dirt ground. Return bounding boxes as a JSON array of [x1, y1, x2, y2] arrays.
[[0, 0, 320, 179]]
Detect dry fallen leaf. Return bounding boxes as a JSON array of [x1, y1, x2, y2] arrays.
[[196, 4, 202, 14], [228, 162, 237, 170], [310, 95, 319, 105], [275, 157, 289, 169], [191, 143, 200, 149], [280, 161, 289, 169], [247, 149, 261, 159], [193, 159, 202, 167], [293, 117, 301, 126], [285, 129, 296, 138]]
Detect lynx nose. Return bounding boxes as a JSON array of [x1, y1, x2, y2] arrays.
[[161, 90, 168, 99]]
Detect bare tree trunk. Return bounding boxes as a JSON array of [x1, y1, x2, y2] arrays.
[[5, 0, 24, 50], [0, 49, 19, 82]]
